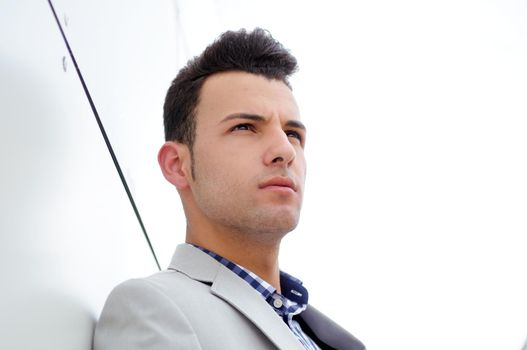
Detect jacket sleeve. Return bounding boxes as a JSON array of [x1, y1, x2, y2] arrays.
[[94, 278, 202, 350]]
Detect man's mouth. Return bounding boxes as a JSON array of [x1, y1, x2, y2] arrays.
[[258, 176, 297, 192]]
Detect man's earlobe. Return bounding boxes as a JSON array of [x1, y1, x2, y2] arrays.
[[158, 141, 191, 189]]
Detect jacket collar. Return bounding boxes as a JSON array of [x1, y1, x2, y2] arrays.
[[168, 243, 219, 283], [168, 244, 305, 350]]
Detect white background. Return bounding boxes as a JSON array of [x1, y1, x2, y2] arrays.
[[1, 1, 526, 349]]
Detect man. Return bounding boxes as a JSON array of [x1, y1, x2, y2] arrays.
[[94, 28, 365, 350]]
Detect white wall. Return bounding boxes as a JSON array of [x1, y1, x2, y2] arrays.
[[1, 1, 526, 349], [0, 0, 175, 348]]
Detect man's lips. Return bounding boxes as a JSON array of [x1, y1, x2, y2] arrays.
[[258, 176, 297, 192]]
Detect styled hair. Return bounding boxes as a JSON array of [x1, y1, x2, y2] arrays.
[[162, 28, 298, 148]]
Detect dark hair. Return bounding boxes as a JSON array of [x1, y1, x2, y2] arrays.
[[162, 28, 298, 148]]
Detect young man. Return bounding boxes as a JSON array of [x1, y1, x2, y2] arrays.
[[94, 28, 365, 350]]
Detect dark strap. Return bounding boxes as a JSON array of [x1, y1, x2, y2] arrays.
[[294, 314, 337, 350]]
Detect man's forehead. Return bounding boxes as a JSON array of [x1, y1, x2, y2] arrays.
[[196, 71, 301, 122]]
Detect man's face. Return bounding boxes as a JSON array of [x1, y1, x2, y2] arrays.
[[187, 71, 306, 240]]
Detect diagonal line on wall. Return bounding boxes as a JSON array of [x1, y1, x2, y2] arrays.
[[47, 0, 161, 271]]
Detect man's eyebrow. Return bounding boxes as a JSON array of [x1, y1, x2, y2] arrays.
[[285, 120, 306, 132], [219, 113, 266, 124], [219, 113, 306, 132]]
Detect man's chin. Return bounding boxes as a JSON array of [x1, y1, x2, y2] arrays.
[[251, 208, 300, 235]]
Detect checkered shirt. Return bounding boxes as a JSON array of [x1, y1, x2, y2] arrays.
[[194, 245, 321, 350]]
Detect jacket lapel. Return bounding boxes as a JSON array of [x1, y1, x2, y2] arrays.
[[169, 244, 304, 350], [211, 266, 305, 350]]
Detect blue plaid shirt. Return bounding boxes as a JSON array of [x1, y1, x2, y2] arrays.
[[193, 244, 321, 350]]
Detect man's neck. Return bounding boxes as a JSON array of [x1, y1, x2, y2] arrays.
[[186, 226, 282, 293]]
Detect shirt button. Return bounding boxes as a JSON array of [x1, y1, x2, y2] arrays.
[[273, 298, 283, 309]]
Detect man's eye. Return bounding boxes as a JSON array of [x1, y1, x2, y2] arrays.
[[231, 124, 253, 131], [286, 130, 302, 142]]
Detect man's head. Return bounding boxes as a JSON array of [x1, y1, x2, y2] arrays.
[[159, 28, 305, 242], [163, 28, 298, 150]]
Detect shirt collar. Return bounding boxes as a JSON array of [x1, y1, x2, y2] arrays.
[[191, 244, 309, 306]]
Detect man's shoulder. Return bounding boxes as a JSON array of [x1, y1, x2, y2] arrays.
[[94, 270, 209, 350], [108, 268, 211, 304], [95, 267, 278, 350]]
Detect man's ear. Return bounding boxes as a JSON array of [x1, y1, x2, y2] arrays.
[[158, 141, 192, 189]]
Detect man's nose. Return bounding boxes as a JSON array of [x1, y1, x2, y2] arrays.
[[263, 129, 296, 167]]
